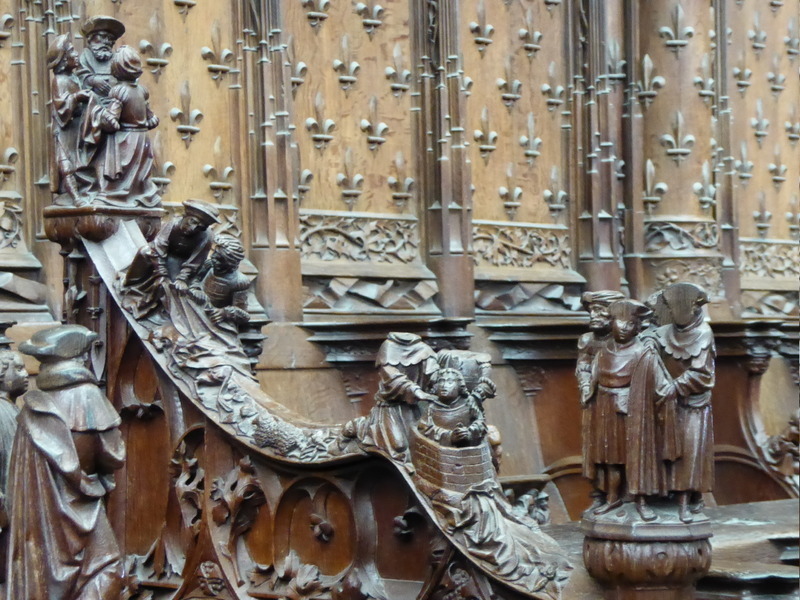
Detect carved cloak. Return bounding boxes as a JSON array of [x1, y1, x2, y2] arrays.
[[6, 380, 124, 599]]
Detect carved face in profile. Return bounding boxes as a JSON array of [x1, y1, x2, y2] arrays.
[[61, 42, 80, 72], [88, 31, 115, 62], [0, 352, 28, 399], [588, 303, 612, 332], [434, 370, 466, 405]]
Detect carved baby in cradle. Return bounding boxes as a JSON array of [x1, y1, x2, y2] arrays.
[[418, 368, 487, 448]]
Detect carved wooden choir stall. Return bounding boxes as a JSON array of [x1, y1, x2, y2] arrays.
[[0, 1, 795, 599]]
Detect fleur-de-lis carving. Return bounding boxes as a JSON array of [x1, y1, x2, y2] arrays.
[[473, 107, 498, 163], [541, 62, 565, 111], [355, 1, 384, 39], [637, 54, 665, 108], [337, 148, 364, 210], [0, 147, 18, 185], [170, 81, 204, 147], [151, 132, 175, 195], [785, 19, 799, 61], [768, 147, 787, 189], [519, 112, 542, 165], [469, 0, 494, 56], [544, 0, 562, 10], [605, 39, 626, 85], [388, 152, 414, 210], [543, 166, 568, 219], [750, 99, 769, 147], [734, 141, 754, 185], [785, 105, 800, 146], [732, 57, 752, 96], [305, 92, 336, 151], [139, 39, 173, 80], [201, 21, 235, 83], [496, 56, 521, 109], [658, 4, 694, 54], [692, 161, 716, 213], [360, 96, 389, 152], [173, 0, 196, 18], [287, 36, 307, 97], [302, 0, 330, 30], [748, 12, 767, 55], [766, 55, 785, 96], [753, 192, 772, 238], [786, 196, 799, 241], [297, 168, 313, 203], [0, 14, 15, 47], [660, 111, 695, 163], [518, 9, 542, 59], [498, 164, 522, 220], [385, 44, 411, 97], [643, 159, 668, 214], [203, 137, 235, 200], [693, 53, 714, 105], [332, 35, 360, 94], [709, 26, 733, 50]]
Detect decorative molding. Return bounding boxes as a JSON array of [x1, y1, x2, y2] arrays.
[[740, 239, 800, 280], [472, 221, 571, 269], [304, 276, 439, 312], [299, 210, 420, 264], [651, 258, 723, 296], [644, 221, 719, 253]]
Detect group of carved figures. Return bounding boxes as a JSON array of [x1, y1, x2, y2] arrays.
[[48, 16, 160, 208], [576, 283, 716, 523]]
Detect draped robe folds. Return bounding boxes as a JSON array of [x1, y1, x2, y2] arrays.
[[49, 73, 85, 196], [7, 369, 125, 600], [576, 332, 606, 484], [82, 81, 160, 207], [653, 320, 716, 493]]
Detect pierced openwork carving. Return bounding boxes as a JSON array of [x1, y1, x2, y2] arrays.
[[644, 221, 720, 252], [473, 221, 571, 269], [741, 240, 800, 279]]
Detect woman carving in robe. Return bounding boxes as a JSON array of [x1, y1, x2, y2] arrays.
[[7, 325, 125, 599], [648, 283, 715, 522]]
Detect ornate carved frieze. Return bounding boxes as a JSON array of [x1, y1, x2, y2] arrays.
[[299, 210, 420, 265], [473, 221, 571, 270], [644, 220, 720, 253], [740, 239, 800, 280], [649, 258, 724, 297]]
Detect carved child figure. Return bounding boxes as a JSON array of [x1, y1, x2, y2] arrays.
[[8, 325, 125, 598], [576, 290, 625, 509], [418, 368, 487, 448], [194, 234, 251, 328], [47, 34, 92, 206]]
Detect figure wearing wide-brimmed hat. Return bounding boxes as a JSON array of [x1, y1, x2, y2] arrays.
[[121, 200, 221, 318], [76, 15, 125, 100]]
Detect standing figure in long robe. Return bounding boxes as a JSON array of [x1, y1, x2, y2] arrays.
[[649, 283, 715, 522], [85, 45, 160, 207], [588, 299, 652, 517], [576, 290, 625, 509], [47, 35, 91, 206], [7, 325, 125, 599]]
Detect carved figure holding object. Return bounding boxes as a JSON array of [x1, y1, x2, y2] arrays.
[[7, 325, 125, 599], [576, 290, 625, 510], [47, 35, 92, 207]]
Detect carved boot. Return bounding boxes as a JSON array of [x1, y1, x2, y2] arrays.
[[635, 496, 657, 522], [678, 493, 693, 523]]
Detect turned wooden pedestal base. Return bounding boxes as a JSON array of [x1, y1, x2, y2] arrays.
[[582, 503, 712, 600]]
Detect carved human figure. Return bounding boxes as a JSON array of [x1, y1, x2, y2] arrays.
[[343, 332, 438, 466], [7, 325, 125, 598], [576, 290, 625, 508], [83, 45, 160, 207], [122, 199, 221, 318], [77, 16, 125, 103], [418, 368, 487, 448], [648, 283, 715, 522], [586, 299, 652, 517], [0, 349, 27, 515], [194, 234, 251, 328], [47, 35, 92, 206]]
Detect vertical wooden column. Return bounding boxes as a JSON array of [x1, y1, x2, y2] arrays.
[[243, 0, 303, 322], [623, 0, 723, 306], [416, 0, 474, 318], [576, 0, 625, 291]]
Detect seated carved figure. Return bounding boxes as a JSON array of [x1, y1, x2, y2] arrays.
[[7, 325, 125, 599]]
